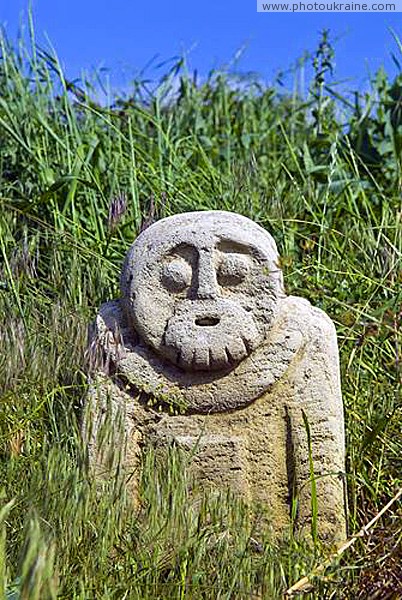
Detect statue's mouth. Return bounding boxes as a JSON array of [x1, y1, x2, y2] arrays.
[[195, 316, 220, 327], [161, 299, 262, 372]]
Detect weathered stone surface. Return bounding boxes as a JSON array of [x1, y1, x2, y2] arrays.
[[86, 210, 346, 542]]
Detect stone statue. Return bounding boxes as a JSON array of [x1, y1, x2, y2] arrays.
[[86, 211, 346, 542]]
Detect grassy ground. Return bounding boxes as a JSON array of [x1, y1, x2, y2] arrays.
[[0, 24, 401, 598]]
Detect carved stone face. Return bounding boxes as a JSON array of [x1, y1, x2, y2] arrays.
[[121, 211, 284, 372]]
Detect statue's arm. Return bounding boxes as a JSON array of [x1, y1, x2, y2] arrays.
[[286, 306, 346, 542]]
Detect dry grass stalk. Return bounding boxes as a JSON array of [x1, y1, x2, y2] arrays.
[[285, 487, 402, 597]]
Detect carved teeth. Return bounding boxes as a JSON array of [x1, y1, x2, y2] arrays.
[[192, 347, 210, 370], [224, 347, 233, 365], [242, 335, 253, 354]]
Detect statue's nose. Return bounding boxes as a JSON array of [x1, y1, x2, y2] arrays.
[[196, 250, 220, 299]]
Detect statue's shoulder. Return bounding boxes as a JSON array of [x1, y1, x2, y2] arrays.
[[277, 295, 337, 342], [96, 299, 122, 324], [89, 299, 137, 359]]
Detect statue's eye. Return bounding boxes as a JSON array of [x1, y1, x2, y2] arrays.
[[217, 254, 250, 286], [162, 258, 192, 292]]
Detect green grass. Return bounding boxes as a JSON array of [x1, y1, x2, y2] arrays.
[[0, 23, 401, 598]]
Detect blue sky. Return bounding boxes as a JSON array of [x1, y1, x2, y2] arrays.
[[1, 0, 401, 98]]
